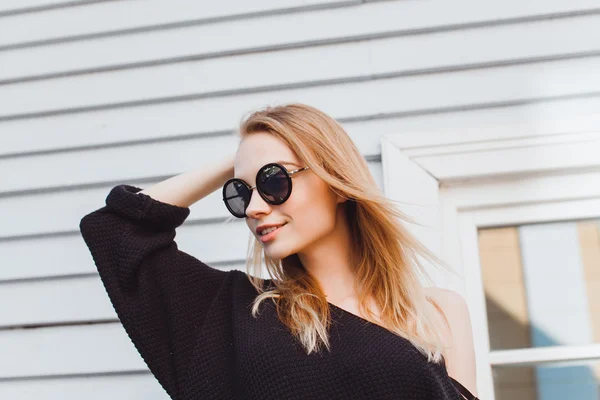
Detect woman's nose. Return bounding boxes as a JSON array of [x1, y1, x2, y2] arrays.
[[245, 190, 272, 219]]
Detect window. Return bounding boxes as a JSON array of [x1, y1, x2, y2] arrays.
[[383, 118, 600, 399], [481, 220, 600, 399]]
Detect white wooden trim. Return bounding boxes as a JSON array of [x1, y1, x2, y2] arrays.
[[468, 197, 600, 228], [457, 213, 494, 393], [382, 115, 600, 400], [389, 131, 600, 183], [382, 138, 452, 289], [489, 344, 600, 366], [443, 169, 600, 212]]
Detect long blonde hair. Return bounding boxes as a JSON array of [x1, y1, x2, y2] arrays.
[[234, 103, 455, 363]]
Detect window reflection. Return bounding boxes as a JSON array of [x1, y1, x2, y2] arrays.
[[479, 219, 600, 399], [492, 360, 600, 400], [479, 219, 600, 351]]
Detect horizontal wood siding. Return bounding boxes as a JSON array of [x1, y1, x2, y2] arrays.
[[1, 0, 599, 397]]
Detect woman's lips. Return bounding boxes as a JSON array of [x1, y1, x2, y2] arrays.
[[259, 224, 286, 243]]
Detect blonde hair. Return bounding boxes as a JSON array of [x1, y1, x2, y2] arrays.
[[233, 103, 456, 363]]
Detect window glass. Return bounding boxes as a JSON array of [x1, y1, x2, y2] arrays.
[[492, 359, 600, 400], [479, 219, 600, 351]]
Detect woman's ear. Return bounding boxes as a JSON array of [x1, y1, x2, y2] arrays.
[[329, 186, 350, 205], [336, 196, 348, 209], [336, 194, 348, 205]]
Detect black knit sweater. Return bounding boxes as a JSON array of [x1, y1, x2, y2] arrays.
[[79, 184, 477, 400]]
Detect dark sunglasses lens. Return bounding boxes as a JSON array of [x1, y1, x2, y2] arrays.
[[258, 165, 290, 204], [224, 180, 250, 217]]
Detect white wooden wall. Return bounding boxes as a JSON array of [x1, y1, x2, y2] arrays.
[[1, 0, 599, 398]]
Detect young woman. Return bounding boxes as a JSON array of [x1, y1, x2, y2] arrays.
[[80, 103, 479, 399]]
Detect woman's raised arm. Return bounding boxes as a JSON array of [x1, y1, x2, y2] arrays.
[[79, 154, 236, 399]]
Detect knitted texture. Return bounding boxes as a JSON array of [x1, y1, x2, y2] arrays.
[[79, 184, 469, 400]]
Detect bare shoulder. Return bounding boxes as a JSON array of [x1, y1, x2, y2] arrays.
[[423, 287, 479, 398], [424, 287, 466, 309]]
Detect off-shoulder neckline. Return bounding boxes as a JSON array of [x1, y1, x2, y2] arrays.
[[255, 275, 385, 329], [326, 301, 386, 329]]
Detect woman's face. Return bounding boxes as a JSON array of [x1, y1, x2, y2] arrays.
[[235, 132, 345, 260]]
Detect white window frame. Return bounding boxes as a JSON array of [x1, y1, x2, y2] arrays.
[[381, 114, 600, 400]]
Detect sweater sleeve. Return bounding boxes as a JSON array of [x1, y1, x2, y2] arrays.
[[79, 184, 232, 399]]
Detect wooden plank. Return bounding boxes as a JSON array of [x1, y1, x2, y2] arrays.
[[0, 0, 352, 48], [1, 0, 598, 82], [417, 133, 600, 182], [0, 373, 169, 400], [1, 56, 599, 193], [0, 162, 382, 280], [441, 170, 600, 212], [0, 275, 118, 326], [0, 323, 148, 378], [0, 0, 99, 15], [2, 15, 598, 119], [0, 180, 233, 237], [0, 268, 252, 327], [0, 218, 252, 281]]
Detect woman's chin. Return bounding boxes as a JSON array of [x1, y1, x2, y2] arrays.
[[264, 246, 290, 262]]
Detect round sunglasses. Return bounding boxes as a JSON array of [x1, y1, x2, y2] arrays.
[[222, 163, 310, 218]]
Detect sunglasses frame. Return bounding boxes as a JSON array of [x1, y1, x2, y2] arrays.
[[222, 162, 310, 218]]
